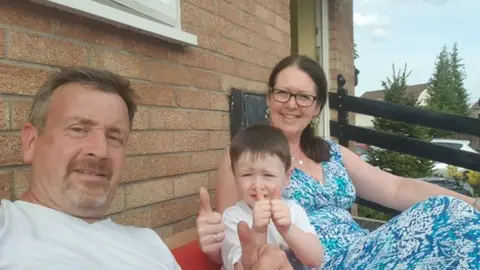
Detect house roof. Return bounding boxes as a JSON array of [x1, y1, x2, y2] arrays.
[[470, 98, 480, 110], [360, 83, 429, 101]]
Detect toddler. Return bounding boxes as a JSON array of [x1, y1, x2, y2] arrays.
[[221, 124, 324, 270]]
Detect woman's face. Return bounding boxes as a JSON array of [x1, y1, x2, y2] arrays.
[[267, 65, 321, 139]]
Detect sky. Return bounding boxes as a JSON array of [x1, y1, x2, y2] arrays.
[[353, 0, 480, 104]]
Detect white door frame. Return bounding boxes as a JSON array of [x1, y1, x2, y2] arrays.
[[315, 0, 331, 139]]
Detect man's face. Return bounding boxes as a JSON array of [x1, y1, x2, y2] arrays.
[[22, 83, 130, 218]]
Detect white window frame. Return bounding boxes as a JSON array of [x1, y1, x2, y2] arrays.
[[315, 0, 331, 139], [31, 0, 198, 46]]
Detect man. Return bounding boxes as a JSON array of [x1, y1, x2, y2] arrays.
[[0, 67, 292, 270]]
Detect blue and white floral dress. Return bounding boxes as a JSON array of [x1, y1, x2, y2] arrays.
[[283, 141, 480, 270]]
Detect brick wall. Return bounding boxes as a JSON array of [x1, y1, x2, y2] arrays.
[[0, 0, 290, 237], [328, 0, 354, 123]]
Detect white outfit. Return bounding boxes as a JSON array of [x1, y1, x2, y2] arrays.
[[0, 199, 181, 270], [221, 200, 316, 270]]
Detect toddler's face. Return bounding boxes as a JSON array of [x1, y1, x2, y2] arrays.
[[232, 152, 291, 207]]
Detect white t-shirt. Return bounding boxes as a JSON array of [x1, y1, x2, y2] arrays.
[[221, 200, 316, 270], [0, 199, 181, 270]]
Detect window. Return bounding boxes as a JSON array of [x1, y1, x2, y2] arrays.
[[33, 0, 197, 45]]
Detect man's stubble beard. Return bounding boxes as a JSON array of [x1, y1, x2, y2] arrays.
[[63, 177, 110, 209]]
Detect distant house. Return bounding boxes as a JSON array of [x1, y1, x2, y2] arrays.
[[470, 99, 480, 119], [355, 83, 429, 128]]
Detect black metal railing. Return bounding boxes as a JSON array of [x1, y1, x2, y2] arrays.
[[331, 74, 480, 215]]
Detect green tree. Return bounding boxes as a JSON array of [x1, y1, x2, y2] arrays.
[[449, 43, 470, 116], [426, 44, 470, 137], [366, 64, 433, 178], [358, 65, 433, 222]]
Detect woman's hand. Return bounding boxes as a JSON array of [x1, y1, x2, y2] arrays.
[[196, 187, 225, 263]]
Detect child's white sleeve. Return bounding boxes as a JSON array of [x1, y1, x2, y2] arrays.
[[221, 207, 242, 270], [290, 201, 317, 235]]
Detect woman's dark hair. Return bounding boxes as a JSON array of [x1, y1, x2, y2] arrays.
[[267, 55, 331, 162]]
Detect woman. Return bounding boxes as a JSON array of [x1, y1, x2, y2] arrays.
[[197, 55, 480, 269]]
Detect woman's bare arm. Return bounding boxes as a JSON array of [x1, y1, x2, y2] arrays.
[[215, 148, 240, 214], [340, 146, 476, 211]]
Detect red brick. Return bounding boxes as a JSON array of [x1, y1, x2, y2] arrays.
[[91, 48, 147, 79], [209, 92, 229, 111], [111, 206, 153, 227], [235, 60, 270, 82], [175, 89, 210, 109], [190, 68, 222, 91], [147, 61, 192, 86], [124, 154, 191, 182], [200, 9, 233, 38], [8, 31, 88, 67], [217, 1, 243, 24], [246, 47, 270, 67], [183, 0, 217, 13], [182, 24, 220, 52], [0, 171, 13, 200], [53, 13, 123, 49], [0, 29, 5, 57], [226, 0, 256, 14], [181, 2, 205, 27], [208, 170, 218, 190], [151, 195, 200, 227], [255, 3, 275, 25], [10, 99, 31, 130], [169, 216, 197, 234], [0, 135, 23, 166], [242, 12, 267, 36], [149, 108, 191, 130], [272, 1, 290, 20], [120, 34, 170, 60], [209, 130, 230, 149], [173, 172, 210, 197], [190, 150, 223, 172], [218, 37, 248, 60], [265, 53, 281, 68], [275, 14, 290, 34], [0, 1, 54, 33], [173, 131, 210, 152], [221, 75, 249, 91], [0, 99, 8, 130], [130, 81, 175, 106], [127, 131, 174, 155], [132, 106, 150, 130], [124, 178, 174, 209], [189, 111, 229, 130], [202, 53, 237, 75], [246, 80, 268, 93], [229, 27, 255, 48], [265, 25, 283, 43], [265, 40, 290, 58]]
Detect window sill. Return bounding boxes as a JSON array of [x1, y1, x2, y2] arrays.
[[33, 0, 198, 46]]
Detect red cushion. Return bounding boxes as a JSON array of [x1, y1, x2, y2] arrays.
[[171, 240, 222, 270]]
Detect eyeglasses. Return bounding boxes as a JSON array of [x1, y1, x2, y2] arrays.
[[269, 88, 317, 107]]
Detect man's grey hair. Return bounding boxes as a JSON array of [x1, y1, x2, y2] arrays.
[[29, 66, 137, 131]]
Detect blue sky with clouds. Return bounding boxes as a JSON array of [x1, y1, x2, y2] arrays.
[[354, 0, 480, 104]]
